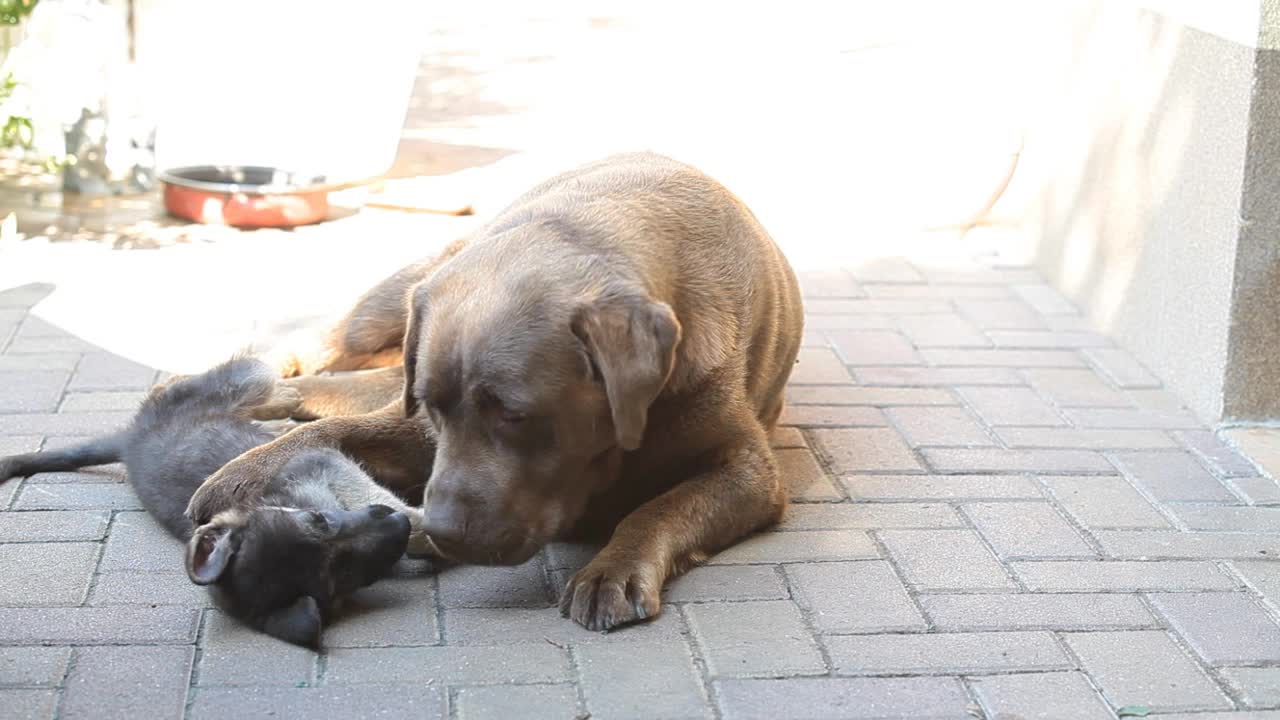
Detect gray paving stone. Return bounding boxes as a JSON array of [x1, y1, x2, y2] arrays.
[[1174, 430, 1261, 478], [954, 298, 1046, 330], [456, 684, 582, 720], [1112, 451, 1237, 503], [921, 348, 1084, 368], [957, 386, 1066, 426], [806, 314, 896, 331], [920, 593, 1156, 631], [5, 336, 98, 355], [791, 348, 853, 384], [323, 575, 437, 647], [577, 640, 709, 718], [1064, 630, 1232, 712], [544, 542, 600, 572], [1024, 368, 1134, 408], [1043, 476, 1171, 528], [664, 565, 788, 603], [780, 405, 886, 427], [923, 447, 1113, 474], [964, 502, 1093, 558], [1221, 667, 1280, 708], [1012, 283, 1079, 315], [66, 353, 155, 391], [1097, 531, 1280, 559], [197, 610, 315, 686], [895, 314, 990, 347], [1230, 477, 1280, 506], [0, 478, 18, 510], [786, 385, 955, 406], [0, 606, 198, 644], [685, 600, 824, 678], [812, 427, 923, 473], [776, 448, 844, 501], [868, 283, 1008, 299], [843, 474, 1041, 501], [0, 354, 79, 372], [997, 426, 1177, 449], [0, 434, 41, 455], [779, 503, 961, 530], [1141, 712, 1280, 719], [848, 257, 924, 283], [786, 561, 926, 633], [0, 542, 97, 606], [1010, 561, 1236, 592], [0, 689, 57, 720], [443, 606, 681, 645], [988, 329, 1110, 348], [1083, 347, 1162, 388], [880, 529, 1015, 590], [797, 269, 863, 298], [0, 371, 67, 413], [808, 299, 951, 315], [1128, 388, 1190, 412], [826, 631, 1070, 675], [854, 366, 1025, 387], [0, 411, 132, 436], [58, 391, 145, 412], [1233, 561, 1280, 610], [189, 686, 446, 720], [715, 676, 968, 720], [709, 529, 877, 564], [1063, 407, 1202, 430], [324, 644, 569, 684], [0, 646, 70, 686], [61, 645, 193, 719], [23, 465, 124, 484], [1173, 506, 1280, 532], [100, 512, 183, 571], [969, 671, 1113, 720], [884, 406, 994, 447], [1148, 592, 1280, 664], [0, 510, 108, 541], [437, 558, 551, 608], [89, 571, 209, 606], [826, 329, 921, 366]]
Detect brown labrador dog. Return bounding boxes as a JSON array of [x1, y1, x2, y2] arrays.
[[187, 152, 804, 631]]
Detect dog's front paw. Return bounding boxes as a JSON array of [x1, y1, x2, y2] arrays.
[[559, 558, 661, 632], [248, 383, 304, 420]]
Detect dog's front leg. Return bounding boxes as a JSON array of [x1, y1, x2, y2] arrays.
[[559, 426, 786, 631]]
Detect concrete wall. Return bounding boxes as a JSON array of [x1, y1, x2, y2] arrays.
[[1011, 1, 1263, 424]]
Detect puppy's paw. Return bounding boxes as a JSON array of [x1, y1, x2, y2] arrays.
[[559, 559, 661, 632], [248, 383, 304, 420]]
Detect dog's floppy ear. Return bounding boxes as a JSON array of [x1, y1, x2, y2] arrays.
[[262, 595, 323, 649], [186, 521, 242, 585], [401, 282, 430, 417], [572, 292, 681, 451]]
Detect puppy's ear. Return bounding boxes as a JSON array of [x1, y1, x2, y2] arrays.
[[262, 595, 323, 649], [401, 282, 429, 418], [572, 293, 681, 451], [185, 522, 241, 585]]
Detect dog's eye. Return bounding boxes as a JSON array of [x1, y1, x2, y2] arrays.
[[308, 511, 330, 530]]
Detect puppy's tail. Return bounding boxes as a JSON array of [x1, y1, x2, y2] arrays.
[[0, 432, 128, 482]]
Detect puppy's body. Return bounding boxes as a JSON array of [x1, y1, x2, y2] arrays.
[[192, 153, 804, 632], [0, 357, 423, 647]]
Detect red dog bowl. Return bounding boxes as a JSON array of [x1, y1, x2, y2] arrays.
[[160, 166, 340, 228]]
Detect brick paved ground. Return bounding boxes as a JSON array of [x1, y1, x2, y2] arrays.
[[2, 258, 1280, 720]]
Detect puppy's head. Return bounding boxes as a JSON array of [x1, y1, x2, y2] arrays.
[[403, 265, 680, 566], [185, 501, 410, 648]]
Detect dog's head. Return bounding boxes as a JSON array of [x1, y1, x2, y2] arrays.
[[184, 500, 410, 648], [403, 261, 681, 565]]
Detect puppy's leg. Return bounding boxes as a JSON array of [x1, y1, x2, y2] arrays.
[[272, 239, 468, 377], [277, 366, 406, 420], [560, 421, 786, 631]]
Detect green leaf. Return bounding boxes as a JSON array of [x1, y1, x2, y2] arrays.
[[1117, 707, 1150, 718]]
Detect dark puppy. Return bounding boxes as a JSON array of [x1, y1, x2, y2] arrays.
[[0, 357, 423, 647]]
